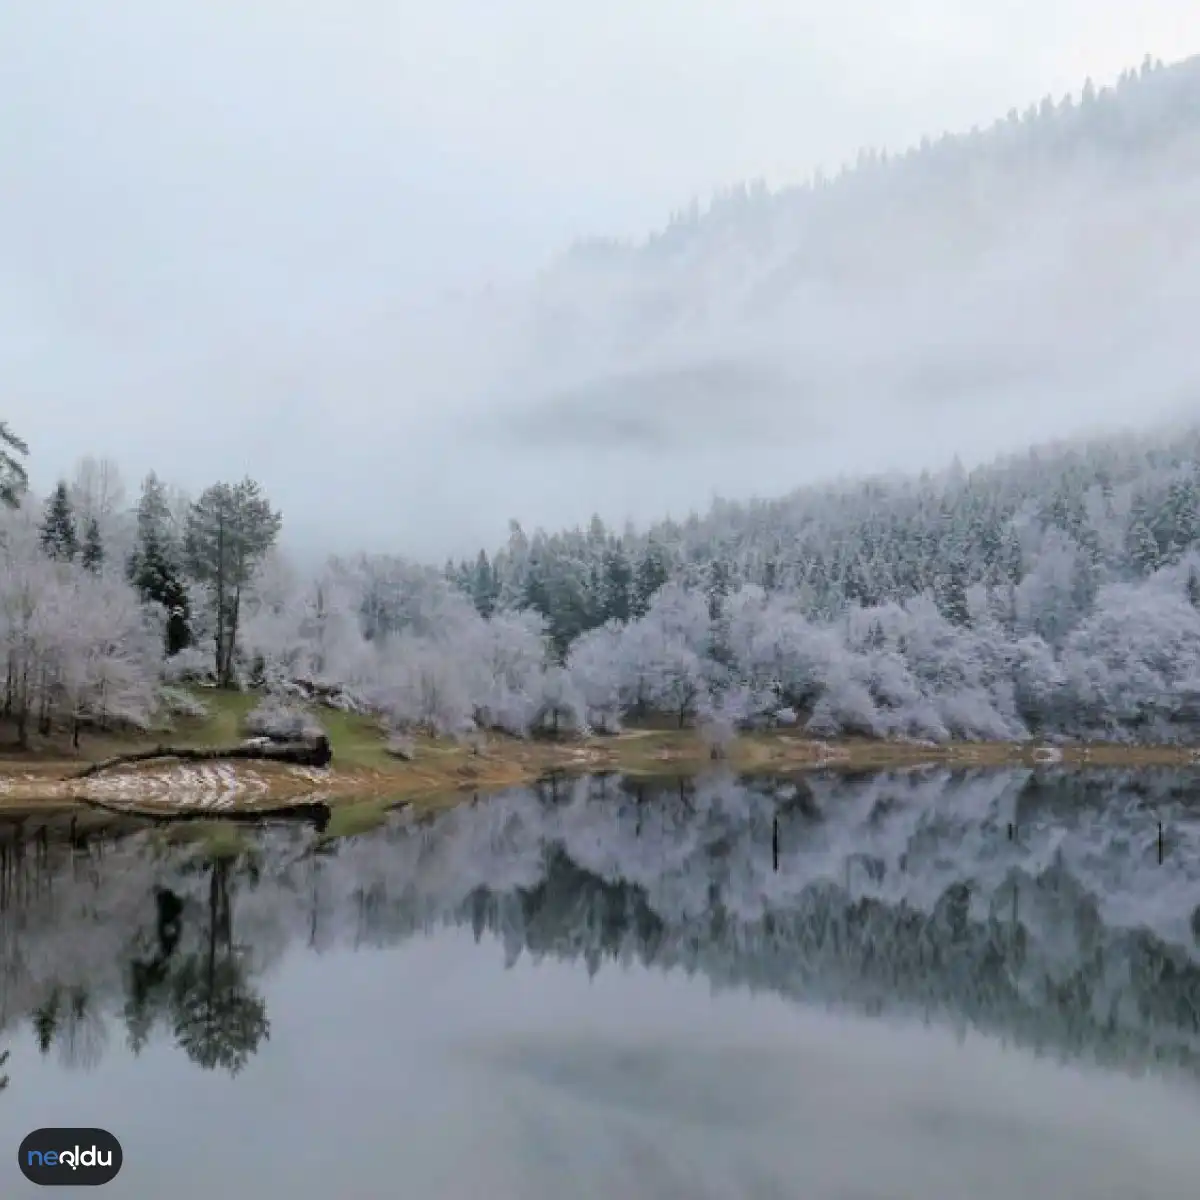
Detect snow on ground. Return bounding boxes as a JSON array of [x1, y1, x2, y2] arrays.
[[0, 762, 334, 812], [80, 763, 274, 811]]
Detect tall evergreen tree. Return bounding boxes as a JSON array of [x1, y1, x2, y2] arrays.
[[185, 479, 282, 686], [633, 542, 670, 617], [706, 559, 733, 621], [936, 559, 972, 627], [470, 550, 498, 617], [80, 517, 105, 574], [0, 420, 28, 509], [39, 481, 78, 561], [129, 472, 192, 655], [600, 547, 633, 623]]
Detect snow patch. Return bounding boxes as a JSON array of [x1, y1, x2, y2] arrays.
[[81, 763, 275, 811]]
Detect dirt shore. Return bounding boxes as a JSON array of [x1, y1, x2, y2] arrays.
[[1, 729, 1198, 819]]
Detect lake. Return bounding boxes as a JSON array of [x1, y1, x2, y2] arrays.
[[4, 767, 1200, 1198]]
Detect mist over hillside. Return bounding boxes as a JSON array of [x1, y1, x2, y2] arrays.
[[8, 46, 1200, 557], [417, 54, 1200, 551]]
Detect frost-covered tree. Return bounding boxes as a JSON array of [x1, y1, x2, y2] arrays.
[[80, 517, 104, 575], [185, 479, 281, 687], [0, 420, 29, 509], [0, 502, 161, 748], [69, 455, 126, 531], [129, 473, 191, 655], [39, 482, 78, 562], [69, 455, 130, 565]]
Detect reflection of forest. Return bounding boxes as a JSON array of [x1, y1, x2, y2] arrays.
[[2, 768, 1200, 1087], [2, 830, 270, 1084]]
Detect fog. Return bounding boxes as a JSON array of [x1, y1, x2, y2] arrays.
[[3, 4, 1200, 559]]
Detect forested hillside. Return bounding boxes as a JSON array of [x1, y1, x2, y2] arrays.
[[4, 418, 1200, 751], [6, 55, 1200, 752], [506, 52, 1200, 392], [483, 50, 1200, 541]]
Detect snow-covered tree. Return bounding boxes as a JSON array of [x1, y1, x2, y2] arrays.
[[185, 479, 282, 687], [0, 420, 29, 509], [39, 482, 78, 563], [129, 473, 192, 655]]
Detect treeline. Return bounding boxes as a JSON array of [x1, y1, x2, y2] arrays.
[[570, 52, 1196, 267], [0, 430, 282, 748], [452, 426, 1200, 648], [6, 418, 1200, 749]]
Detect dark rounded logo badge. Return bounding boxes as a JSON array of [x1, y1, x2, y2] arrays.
[[18, 1129, 123, 1186]]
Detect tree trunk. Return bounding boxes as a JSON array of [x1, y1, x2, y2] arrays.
[[68, 735, 333, 779], [223, 583, 242, 687], [15, 666, 30, 750], [213, 511, 227, 684], [37, 668, 52, 736]]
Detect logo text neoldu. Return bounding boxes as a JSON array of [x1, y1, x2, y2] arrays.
[[18, 1129, 123, 1187]]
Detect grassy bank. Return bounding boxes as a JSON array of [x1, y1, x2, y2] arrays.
[[0, 688, 1198, 816]]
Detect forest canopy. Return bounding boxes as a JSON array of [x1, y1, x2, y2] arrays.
[[3, 419, 1200, 750]]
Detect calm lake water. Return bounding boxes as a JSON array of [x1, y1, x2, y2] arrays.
[[4, 768, 1200, 1199]]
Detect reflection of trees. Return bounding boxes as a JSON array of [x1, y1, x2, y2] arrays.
[[7, 769, 1200, 1086], [2, 827, 275, 1080], [29, 983, 108, 1071], [434, 840, 1200, 1080], [123, 887, 183, 1055], [167, 859, 269, 1075], [32, 987, 62, 1055], [57, 985, 108, 1071]]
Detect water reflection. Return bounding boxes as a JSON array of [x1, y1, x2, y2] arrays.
[[0, 767, 1199, 1092]]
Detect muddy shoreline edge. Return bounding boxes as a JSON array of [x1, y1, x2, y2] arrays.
[[1, 730, 1198, 820]]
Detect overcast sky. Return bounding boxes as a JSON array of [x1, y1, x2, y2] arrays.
[[3, 3, 1200, 559]]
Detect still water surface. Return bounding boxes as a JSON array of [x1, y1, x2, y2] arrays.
[[4, 767, 1200, 1198]]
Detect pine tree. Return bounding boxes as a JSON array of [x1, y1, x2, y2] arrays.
[[470, 550, 498, 618], [80, 517, 104, 574], [633, 542, 670, 617], [39, 481, 78, 561], [706, 559, 732, 621], [1126, 517, 1161, 576], [936, 559, 971, 627], [600, 547, 633, 622], [129, 472, 192, 655], [0, 420, 29, 508], [185, 478, 282, 686]]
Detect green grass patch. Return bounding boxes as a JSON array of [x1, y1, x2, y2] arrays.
[[318, 797, 395, 841], [315, 707, 392, 768], [173, 686, 392, 766], [173, 688, 260, 746], [156, 819, 254, 861]]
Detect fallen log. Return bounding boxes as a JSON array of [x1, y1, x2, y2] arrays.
[[68, 735, 333, 780]]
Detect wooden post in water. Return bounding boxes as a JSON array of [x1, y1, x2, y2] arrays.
[[772, 814, 779, 872], [1158, 822, 1164, 865]]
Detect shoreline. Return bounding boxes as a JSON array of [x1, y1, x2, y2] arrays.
[[1, 729, 1198, 819]]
